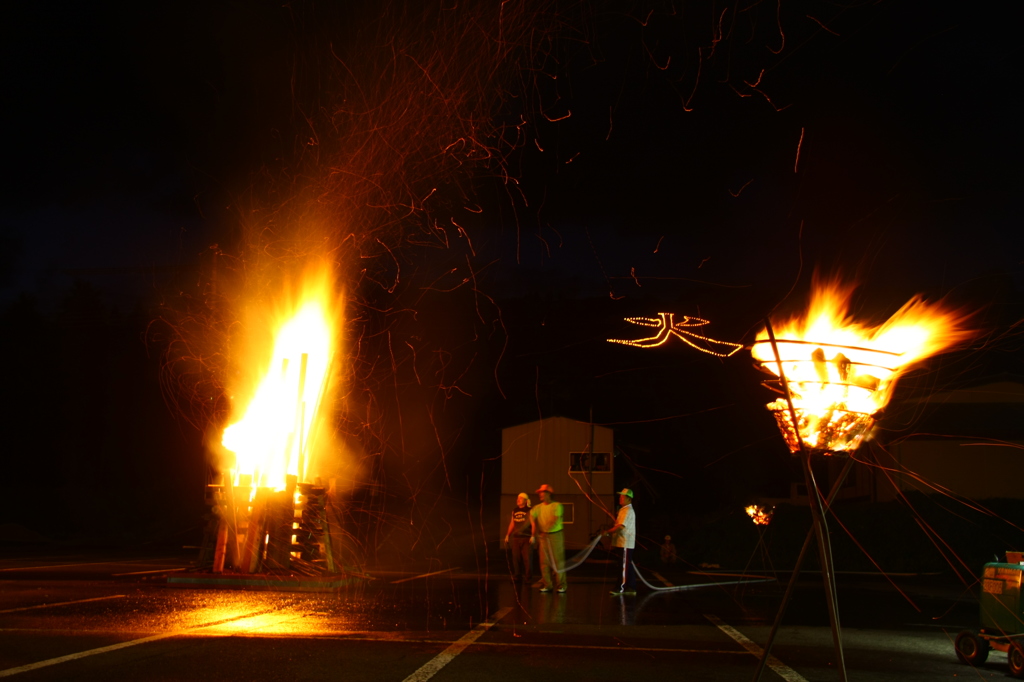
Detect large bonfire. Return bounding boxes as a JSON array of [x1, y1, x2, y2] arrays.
[[219, 262, 342, 491]]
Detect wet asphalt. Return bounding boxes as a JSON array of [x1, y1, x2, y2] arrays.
[[0, 547, 1013, 681]]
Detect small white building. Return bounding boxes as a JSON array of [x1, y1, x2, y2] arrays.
[[499, 416, 616, 548], [880, 379, 1024, 501], [762, 379, 1024, 505]]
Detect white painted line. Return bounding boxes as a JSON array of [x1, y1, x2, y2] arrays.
[[0, 595, 127, 615], [111, 567, 188, 576], [0, 607, 283, 677], [401, 607, 512, 682], [320, 636, 749, 655], [0, 558, 177, 572], [0, 634, 177, 677], [704, 614, 808, 682], [0, 561, 125, 572], [651, 571, 674, 587], [0, 627, 753, 655], [391, 567, 459, 584]]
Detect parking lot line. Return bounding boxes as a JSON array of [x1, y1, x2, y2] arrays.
[[651, 571, 674, 587], [704, 613, 808, 682], [401, 607, 512, 682], [320, 635, 750, 655], [0, 595, 127, 615], [0, 558, 178, 572], [391, 568, 460, 584], [0, 633, 176, 678], [112, 567, 188, 576], [0, 606, 289, 677]]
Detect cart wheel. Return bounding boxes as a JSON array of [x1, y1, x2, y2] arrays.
[[1008, 641, 1024, 679], [954, 630, 990, 665]]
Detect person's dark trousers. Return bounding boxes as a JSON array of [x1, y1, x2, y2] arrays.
[[619, 547, 636, 592], [511, 535, 532, 580]]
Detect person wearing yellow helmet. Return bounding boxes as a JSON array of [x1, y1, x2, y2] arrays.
[[530, 484, 566, 593]]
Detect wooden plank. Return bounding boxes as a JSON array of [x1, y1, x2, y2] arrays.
[[239, 488, 269, 574], [324, 479, 345, 574], [212, 516, 228, 573]]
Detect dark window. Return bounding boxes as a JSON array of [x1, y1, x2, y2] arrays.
[[569, 452, 611, 472]]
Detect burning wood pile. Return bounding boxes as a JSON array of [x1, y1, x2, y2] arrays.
[[203, 474, 345, 576], [195, 265, 351, 581]]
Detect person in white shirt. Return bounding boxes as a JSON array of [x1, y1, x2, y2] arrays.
[[604, 488, 636, 595]]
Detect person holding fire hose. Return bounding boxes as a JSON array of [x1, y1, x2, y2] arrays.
[[605, 488, 637, 596], [504, 492, 533, 583], [530, 484, 567, 593]]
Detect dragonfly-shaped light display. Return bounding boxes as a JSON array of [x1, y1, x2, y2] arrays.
[[607, 313, 743, 357]]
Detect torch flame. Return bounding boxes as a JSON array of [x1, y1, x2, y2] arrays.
[[750, 277, 973, 453], [745, 505, 773, 526], [221, 265, 340, 490]]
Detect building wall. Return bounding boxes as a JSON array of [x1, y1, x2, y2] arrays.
[[784, 454, 875, 503], [498, 492, 617, 550], [499, 416, 615, 548], [875, 380, 1024, 501], [880, 440, 1024, 500]]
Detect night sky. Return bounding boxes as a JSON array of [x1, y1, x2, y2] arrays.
[[2, 1, 1020, 559]]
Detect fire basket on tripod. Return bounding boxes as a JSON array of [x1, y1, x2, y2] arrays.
[[605, 277, 975, 679], [747, 277, 974, 682]]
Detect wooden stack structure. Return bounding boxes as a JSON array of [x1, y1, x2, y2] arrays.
[[199, 472, 346, 577]]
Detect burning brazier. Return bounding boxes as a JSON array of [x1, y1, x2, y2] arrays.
[[747, 277, 973, 682], [750, 277, 973, 458]]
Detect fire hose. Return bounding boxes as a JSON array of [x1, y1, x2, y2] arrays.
[[631, 561, 774, 591], [562, 532, 605, 572], [547, 533, 774, 591]]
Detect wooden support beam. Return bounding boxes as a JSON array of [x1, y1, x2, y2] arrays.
[[324, 478, 345, 574], [239, 488, 270, 574]]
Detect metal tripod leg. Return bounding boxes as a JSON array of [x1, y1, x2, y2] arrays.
[[750, 456, 854, 682], [804, 452, 847, 681]]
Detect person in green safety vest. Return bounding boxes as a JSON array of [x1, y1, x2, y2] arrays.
[[530, 484, 566, 593]]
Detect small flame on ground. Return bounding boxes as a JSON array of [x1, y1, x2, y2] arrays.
[[751, 276, 973, 453], [221, 264, 341, 490], [745, 505, 773, 526]]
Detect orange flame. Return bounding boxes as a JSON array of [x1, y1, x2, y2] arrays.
[[220, 264, 341, 490], [745, 505, 773, 526], [750, 277, 973, 453]]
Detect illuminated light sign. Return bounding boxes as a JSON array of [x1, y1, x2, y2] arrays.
[[607, 312, 743, 358]]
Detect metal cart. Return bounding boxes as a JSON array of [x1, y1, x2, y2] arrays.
[[955, 555, 1024, 678]]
